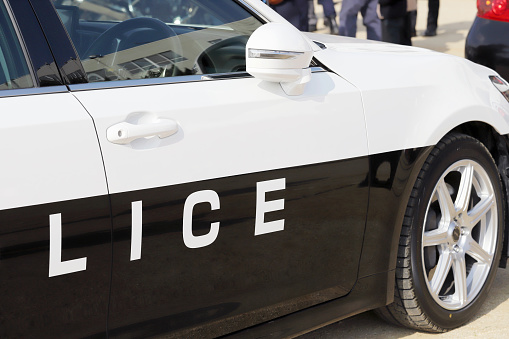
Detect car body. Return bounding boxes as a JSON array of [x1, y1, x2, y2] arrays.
[[466, 0, 509, 80], [2, 0, 509, 337]]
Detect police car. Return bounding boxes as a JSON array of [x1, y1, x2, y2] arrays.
[[2, 0, 509, 337]]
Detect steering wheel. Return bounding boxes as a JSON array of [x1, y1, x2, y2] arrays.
[[83, 17, 183, 78], [197, 35, 249, 74]]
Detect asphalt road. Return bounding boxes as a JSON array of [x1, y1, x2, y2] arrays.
[[300, 1, 509, 338]]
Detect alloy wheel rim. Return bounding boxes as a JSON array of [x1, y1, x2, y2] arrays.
[[421, 159, 498, 310]]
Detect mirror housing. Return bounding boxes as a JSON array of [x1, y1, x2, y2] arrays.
[[246, 23, 313, 96]]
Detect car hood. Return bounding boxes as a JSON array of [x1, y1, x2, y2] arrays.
[[304, 32, 432, 55], [304, 31, 497, 92]]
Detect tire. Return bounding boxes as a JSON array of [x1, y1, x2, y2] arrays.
[[377, 133, 504, 332]]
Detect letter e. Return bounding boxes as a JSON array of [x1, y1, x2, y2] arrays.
[[255, 178, 285, 236]]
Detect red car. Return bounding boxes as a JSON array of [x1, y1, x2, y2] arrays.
[[466, 0, 509, 80]]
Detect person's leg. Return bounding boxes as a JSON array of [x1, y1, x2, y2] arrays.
[[409, 10, 417, 37], [272, 2, 298, 29], [321, 0, 336, 17], [402, 11, 413, 45], [308, 0, 317, 31], [382, 17, 405, 44], [338, 0, 364, 37], [360, 0, 381, 41], [296, 0, 309, 31], [271, 0, 308, 31], [320, 0, 338, 34], [425, 0, 439, 36]]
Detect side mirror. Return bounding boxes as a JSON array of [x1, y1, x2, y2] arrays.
[[246, 22, 313, 96]]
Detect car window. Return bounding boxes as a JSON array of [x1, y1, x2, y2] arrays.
[[52, 0, 263, 83], [0, 1, 34, 90]]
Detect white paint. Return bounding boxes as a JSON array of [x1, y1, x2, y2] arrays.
[[255, 178, 285, 236], [0, 92, 108, 211], [307, 32, 509, 155], [183, 190, 220, 249], [49, 213, 87, 277], [73, 72, 367, 195], [130, 201, 143, 261]]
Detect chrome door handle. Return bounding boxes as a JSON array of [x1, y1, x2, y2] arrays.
[[107, 118, 178, 145]]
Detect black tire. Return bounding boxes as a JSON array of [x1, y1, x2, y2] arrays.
[[377, 133, 504, 332]]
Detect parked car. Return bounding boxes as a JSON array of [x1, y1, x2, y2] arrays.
[[2, 0, 509, 337], [466, 0, 509, 80]]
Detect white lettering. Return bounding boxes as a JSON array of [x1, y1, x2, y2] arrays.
[[130, 201, 143, 261], [255, 178, 285, 236], [49, 213, 87, 277], [183, 190, 220, 248]]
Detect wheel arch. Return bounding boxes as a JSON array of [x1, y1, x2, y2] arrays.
[[450, 121, 509, 268], [363, 123, 509, 311], [375, 131, 506, 331]]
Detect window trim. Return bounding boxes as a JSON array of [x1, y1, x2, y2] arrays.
[[68, 67, 326, 92], [68, 72, 252, 92], [0, 85, 67, 98], [1, 0, 37, 89], [236, 0, 270, 23]]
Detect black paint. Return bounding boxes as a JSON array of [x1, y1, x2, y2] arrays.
[[0, 196, 111, 338], [0, 148, 432, 337], [26, 0, 88, 84], [107, 158, 370, 337], [466, 17, 509, 81], [7, 0, 63, 87]]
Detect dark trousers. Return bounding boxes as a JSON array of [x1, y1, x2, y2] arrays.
[[339, 0, 381, 40], [381, 15, 412, 46], [427, 0, 439, 31], [318, 0, 336, 18], [409, 10, 417, 36], [271, 0, 309, 31]]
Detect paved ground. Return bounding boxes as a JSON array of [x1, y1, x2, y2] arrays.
[[299, 1, 509, 338], [300, 268, 509, 338]]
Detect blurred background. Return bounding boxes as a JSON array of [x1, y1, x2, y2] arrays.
[[312, 0, 476, 57]]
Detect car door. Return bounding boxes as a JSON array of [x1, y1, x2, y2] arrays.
[[0, 0, 111, 337], [46, 0, 370, 336]]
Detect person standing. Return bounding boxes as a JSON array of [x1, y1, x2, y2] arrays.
[[379, 0, 412, 46], [270, 0, 309, 32], [308, 0, 338, 34], [319, 0, 339, 34], [308, 0, 318, 31], [408, 0, 417, 37], [338, 0, 381, 41], [424, 0, 440, 36]]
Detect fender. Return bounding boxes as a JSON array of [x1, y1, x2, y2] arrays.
[[358, 147, 433, 280], [309, 32, 509, 156]]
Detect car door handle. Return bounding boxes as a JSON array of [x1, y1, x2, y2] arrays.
[[107, 119, 178, 145]]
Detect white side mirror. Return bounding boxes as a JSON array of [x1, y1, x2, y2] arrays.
[[246, 22, 313, 96]]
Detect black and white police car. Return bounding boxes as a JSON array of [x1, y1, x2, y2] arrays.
[[2, 0, 509, 337]]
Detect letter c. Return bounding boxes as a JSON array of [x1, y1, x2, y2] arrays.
[[183, 190, 220, 249]]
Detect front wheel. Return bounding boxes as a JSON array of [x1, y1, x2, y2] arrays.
[[377, 133, 504, 332]]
